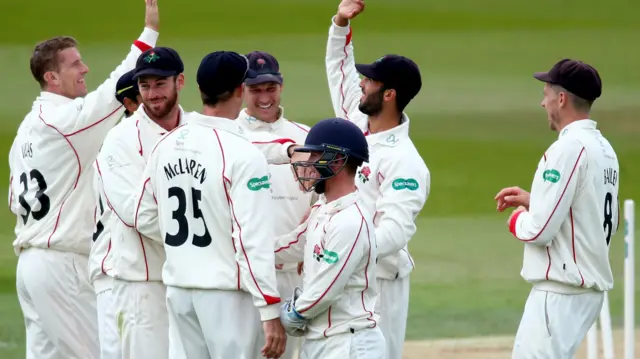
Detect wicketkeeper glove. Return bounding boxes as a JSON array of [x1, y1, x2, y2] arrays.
[[279, 287, 307, 337]]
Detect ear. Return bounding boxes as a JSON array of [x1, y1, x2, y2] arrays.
[[43, 71, 58, 87], [558, 91, 568, 108], [383, 88, 396, 103], [235, 84, 245, 99], [176, 73, 185, 91]]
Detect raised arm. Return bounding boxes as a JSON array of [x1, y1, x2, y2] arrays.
[[229, 147, 282, 321], [509, 139, 585, 246], [95, 130, 145, 228], [375, 157, 430, 258], [293, 211, 368, 319], [326, 0, 368, 130], [55, 0, 159, 135]]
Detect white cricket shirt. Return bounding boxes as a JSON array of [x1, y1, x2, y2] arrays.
[[8, 28, 158, 256], [134, 112, 282, 321], [95, 105, 186, 283], [89, 161, 116, 293], [325, 17, 430, 280], [274, 192, 379, 339], [510, 120, 619, 293], [237, 108, 317, 271]]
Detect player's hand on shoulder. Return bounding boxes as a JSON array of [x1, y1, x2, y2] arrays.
[[495, 186, 530, 212], [144, 0, 159, 31], [337, 0, 365, 24]]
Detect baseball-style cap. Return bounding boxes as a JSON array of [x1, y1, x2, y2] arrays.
[[115, 69, 139, 104], [197, 51, 257, 98], [244, 51, 283, 85], [133, 47, 184, 79], [355, 55, 422, 103], [534, 58, 602, 102]]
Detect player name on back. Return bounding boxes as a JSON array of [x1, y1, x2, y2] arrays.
[[164, 158, 207, 184]]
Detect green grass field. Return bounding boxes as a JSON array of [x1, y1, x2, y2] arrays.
[[1, 0, 639, 357]]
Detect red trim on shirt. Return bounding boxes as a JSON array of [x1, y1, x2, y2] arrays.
[[509, 211, 523, 237], [66, 105, 123, 137], [95, 160, 134, 228], [298, 213, 364, 315], [338, 28, 353, 120], [215, 129, 280, 305], [511, 147, 585, 242], [133, 40, 152, 52], [355, 204, 377, 328], [287, 120, 309, 133], [570, 208, 585, 287], [323, 306, 333, 338], [101, 240, 112, 275], [251, 138, 295, 145]]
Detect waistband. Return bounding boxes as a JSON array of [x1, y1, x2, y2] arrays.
[[533, 280, 599, 295]]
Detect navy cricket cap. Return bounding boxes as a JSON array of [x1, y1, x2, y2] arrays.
[[244, 51, 283, 86], [355, 55, 422, 103], [197, 51, 256, 98], [295, 118, 369, 163], [115, 69, 139, 104], [534, 58, 602, 102], [133, 47, 184, 79]]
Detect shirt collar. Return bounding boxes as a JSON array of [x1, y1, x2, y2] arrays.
[[186, 112, 246, 137], [558, 119, 597, 139], [365, 113, 411, 147], [237, 107, 285, 131], [37, 91, 74, 106], [321, 191, 359, 214], [135, 104, 186, 135]]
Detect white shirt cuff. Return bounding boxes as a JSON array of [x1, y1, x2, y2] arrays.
[[138, 27, 159, 47], [330, 16, 351, 35]]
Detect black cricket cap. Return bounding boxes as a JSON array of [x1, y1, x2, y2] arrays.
[[355, 55, 422, 104], [115, 69, 139, 104], [197, 51, 256, 98], [534, 58, 602, 102], [133, 47, 184, 79], [244, 51, 283, 86]]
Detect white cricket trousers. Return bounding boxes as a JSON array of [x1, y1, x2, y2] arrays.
[[300, 327, 386, 359], [375, 275, 410, 359], [96, 288, 120, 359], [255, 269, 303, 359], [512, 287, 604, 358], [165, 286, 262, 359], [16, 248, 99, 359], [112, 279, 184, 359]]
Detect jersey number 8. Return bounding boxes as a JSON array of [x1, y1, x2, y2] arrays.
[[603, 192, 614, 246], [165, 186, 212, 247]]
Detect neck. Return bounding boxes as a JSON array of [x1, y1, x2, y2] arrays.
[[144, 105, 181, 131], [367, 109, 402, 134], [323, 179, 356, 203], [43, 86, 70, 99], [245, 107, 280, 123], [556, 112, 589, 133], [201, 103, 238, 120]]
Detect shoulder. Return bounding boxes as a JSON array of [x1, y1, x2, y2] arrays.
[[99, 117, 139, 155], [283, 119, 310, 140], [380, 141, 429, 177], [328, 205, 369, 233]]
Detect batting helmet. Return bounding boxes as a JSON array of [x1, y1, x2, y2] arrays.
[[292, 118, 368, 194]]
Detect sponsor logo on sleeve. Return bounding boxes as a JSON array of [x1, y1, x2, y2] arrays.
[[392, 178, 419, 191], [312, 244, 339, 264], [247, 175, 270, 191], [542, 169, 561, 183]]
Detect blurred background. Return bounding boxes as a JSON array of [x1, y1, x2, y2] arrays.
[[0, 0, 638, 357]]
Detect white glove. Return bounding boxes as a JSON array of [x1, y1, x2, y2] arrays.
[[279, 287, 307, 337]]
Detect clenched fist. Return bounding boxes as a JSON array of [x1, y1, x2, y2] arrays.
[[335, 0, 365, 26]]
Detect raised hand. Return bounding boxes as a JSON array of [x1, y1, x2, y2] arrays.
[[336, 0, 365, 25], [145, 0, 159, 32]]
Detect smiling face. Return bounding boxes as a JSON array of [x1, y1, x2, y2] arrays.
[[138, 74, 183, 119], [53, 47, 89, 98], [244, 82, 283, 122]]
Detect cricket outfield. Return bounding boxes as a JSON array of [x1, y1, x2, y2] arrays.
[[0, 0, 639, 357]]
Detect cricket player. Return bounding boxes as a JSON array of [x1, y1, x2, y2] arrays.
[[133, 50, 287, 359], [88, 69, 142, 359], [495, 59, 619, 358], [324, 1, 429, 357], [95, 47, 187, 359], [276, 117, 385, 359], [7, 1, 159, 357], [239, 50, 316, 359]]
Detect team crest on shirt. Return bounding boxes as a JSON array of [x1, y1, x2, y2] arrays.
[[358, 166, 371, 183]]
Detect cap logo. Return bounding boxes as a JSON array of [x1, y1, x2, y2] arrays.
[[257, 58, 266, 67], [144, 52, 160, 63]]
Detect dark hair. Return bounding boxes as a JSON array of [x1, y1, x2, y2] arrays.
[[200, 89, 234, 107], [551, 84, 593, 112], [30, 36, 78, 88]]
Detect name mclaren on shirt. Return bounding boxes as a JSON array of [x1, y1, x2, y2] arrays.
[[164, 158, 207, 184]]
